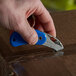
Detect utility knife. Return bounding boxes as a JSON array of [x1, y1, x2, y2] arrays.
[[10, 30, 64, 52]]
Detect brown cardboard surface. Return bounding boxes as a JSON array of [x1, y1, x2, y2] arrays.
[[0, 10, 76, 76]]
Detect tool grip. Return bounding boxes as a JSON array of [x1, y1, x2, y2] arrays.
[[10, 30, 47, 47]]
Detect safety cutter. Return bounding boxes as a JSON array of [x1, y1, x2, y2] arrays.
[[10, 30, 64, 52]]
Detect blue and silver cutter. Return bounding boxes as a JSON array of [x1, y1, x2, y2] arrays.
[[10, 30, 64, 51]]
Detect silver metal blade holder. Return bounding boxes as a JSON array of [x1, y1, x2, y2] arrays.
[[43, 33, 64, 51]]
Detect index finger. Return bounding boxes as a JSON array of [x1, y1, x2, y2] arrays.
[[34, 1, 56, 37]]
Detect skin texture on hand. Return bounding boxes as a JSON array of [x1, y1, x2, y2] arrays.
[[0, 0, 56, 45]]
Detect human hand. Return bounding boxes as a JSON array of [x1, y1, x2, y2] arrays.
[[0, 0, 56, 45]]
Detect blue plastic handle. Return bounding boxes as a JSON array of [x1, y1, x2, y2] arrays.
[[10, 30, 47, 47]]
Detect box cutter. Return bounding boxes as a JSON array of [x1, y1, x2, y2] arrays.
[[10, 30, 64, 51]]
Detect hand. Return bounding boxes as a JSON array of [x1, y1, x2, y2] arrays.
[[0, 0, 56, 45]]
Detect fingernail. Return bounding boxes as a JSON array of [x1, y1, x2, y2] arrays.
[[29, 33, 38, 45]]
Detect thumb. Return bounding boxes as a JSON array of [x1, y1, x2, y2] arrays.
[[15, 18, 38, 45]]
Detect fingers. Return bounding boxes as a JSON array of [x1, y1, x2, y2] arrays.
[[15, 17, 38, 45], [34, 1, 56, 37]]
